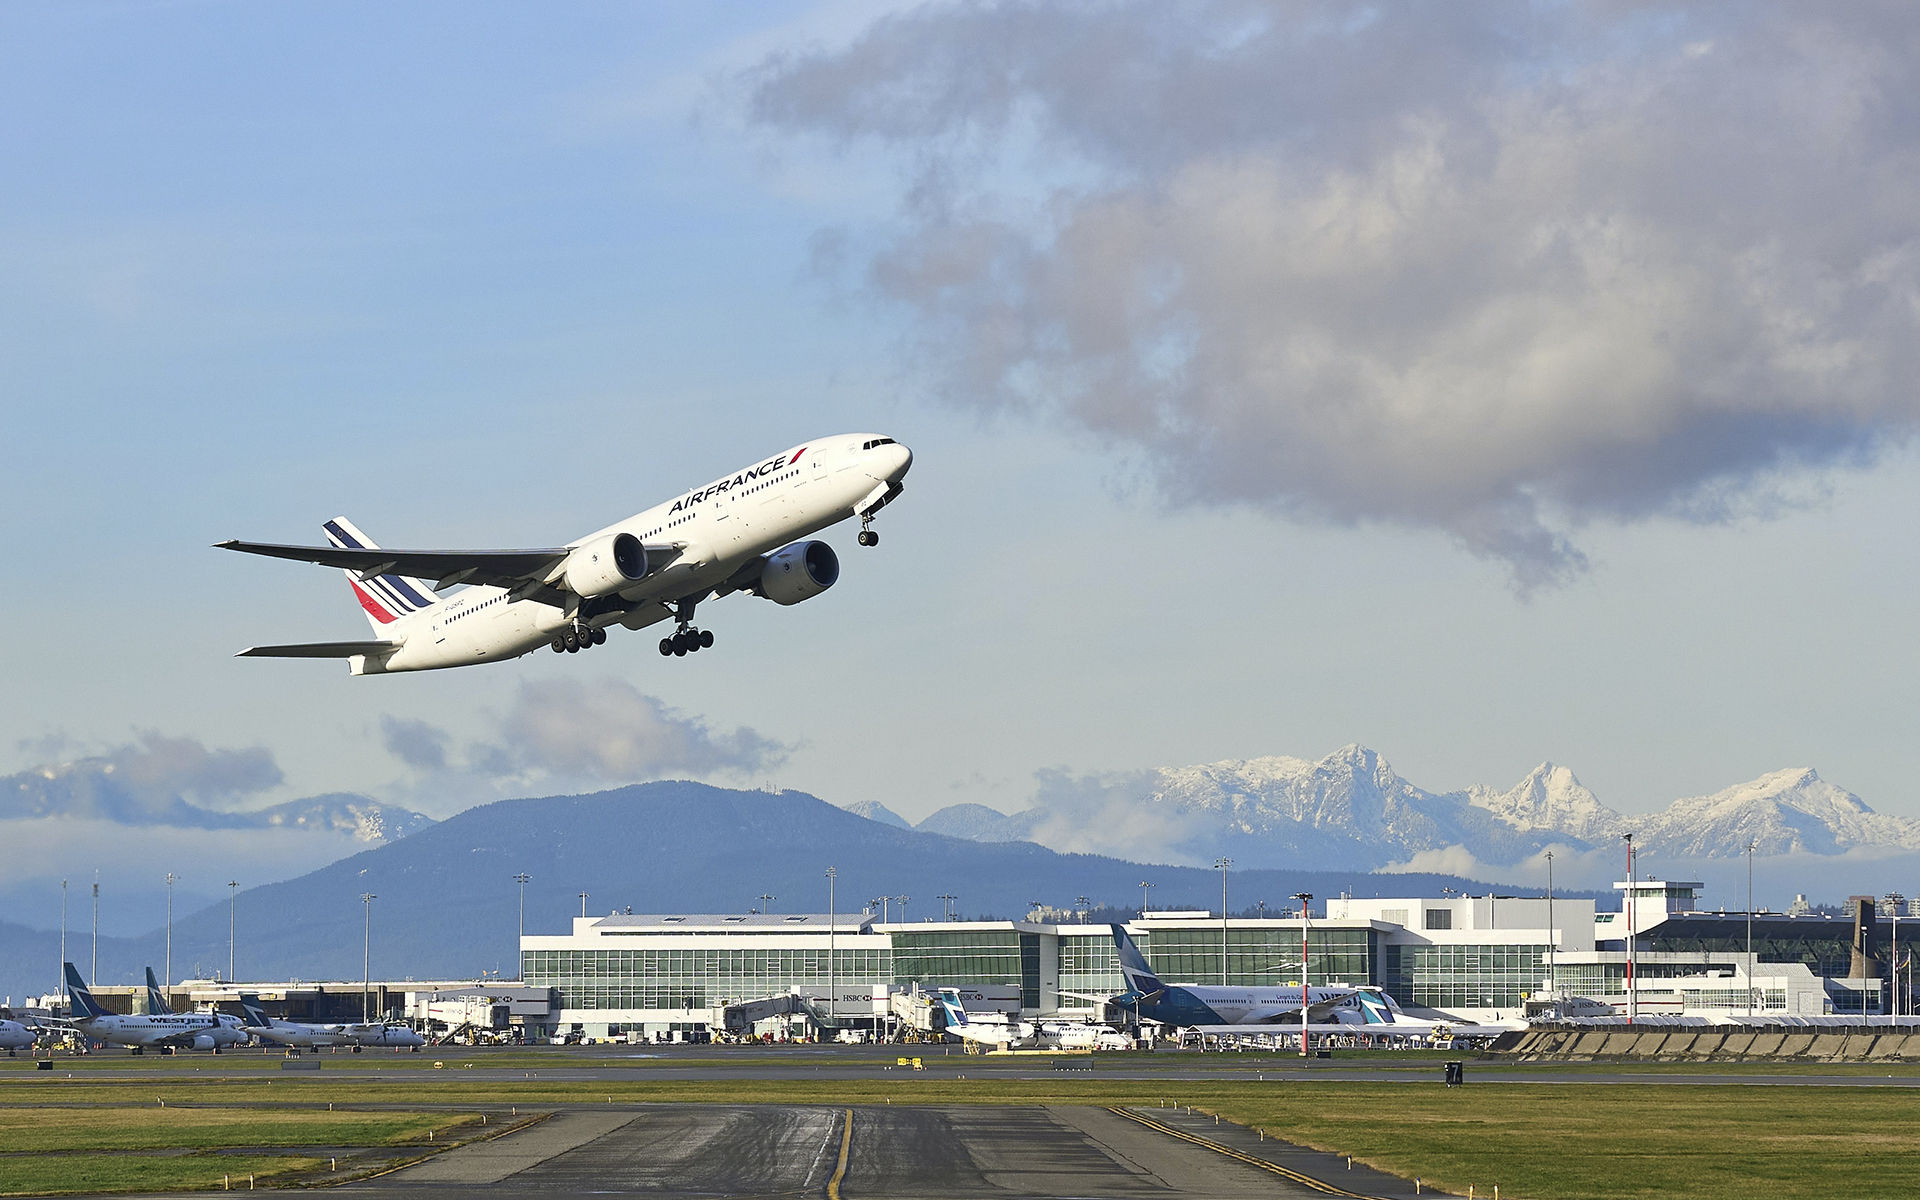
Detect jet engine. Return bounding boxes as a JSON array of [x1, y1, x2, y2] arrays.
[[191, 1034, 217, 1051], [563, 532, 648, 597], [758, 540, 839, 605]]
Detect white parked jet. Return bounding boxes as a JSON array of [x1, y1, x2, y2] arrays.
[[145, 967, 249, 1048], [0, 1017, 35, 1054], [63, 964, 222, 1052], [348, 1022, 425, 1049], [218, 434, 912, 674]]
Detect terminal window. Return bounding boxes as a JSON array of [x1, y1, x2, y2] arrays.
[[1426, 910, 1452, 930]]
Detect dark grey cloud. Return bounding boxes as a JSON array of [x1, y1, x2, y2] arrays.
[[750, 1, 1920, 587], [103, 732, 283, 803], [380, 715, 450, 772]]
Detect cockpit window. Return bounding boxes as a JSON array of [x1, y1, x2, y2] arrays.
[[861, 437, 896, 450]]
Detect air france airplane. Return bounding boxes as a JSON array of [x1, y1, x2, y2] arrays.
[[1103, 925, 1364, 1030], [219, 433, 911, 674]]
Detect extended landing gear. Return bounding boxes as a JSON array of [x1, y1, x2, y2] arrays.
[[658, 597, 713, 657], [550, 623, 608, 654], [857, 515, 879, 547]]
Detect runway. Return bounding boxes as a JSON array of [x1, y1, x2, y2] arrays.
[[340, 1104, 1427, 1199]]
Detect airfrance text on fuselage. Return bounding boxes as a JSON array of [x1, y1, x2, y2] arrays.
[[667, 450, 803, 515]]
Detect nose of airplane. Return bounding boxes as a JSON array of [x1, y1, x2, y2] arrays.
[[884, 441, 913, 481]]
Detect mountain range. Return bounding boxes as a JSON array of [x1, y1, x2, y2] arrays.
[[879, 746, 1920, 870], [0, 781, 1508, 999]]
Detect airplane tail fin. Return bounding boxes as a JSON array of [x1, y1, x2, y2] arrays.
[[1356, 989, 1396, 1024], [935, 988, 968, 1027], [145, 967, 173, 1015], [323, 517, 438, 633], [1110, 924, 1166, 999], [64, 963, 108, 1020], [238, 994, 269, 1029]]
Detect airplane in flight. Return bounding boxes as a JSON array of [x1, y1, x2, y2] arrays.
[[145, 968, 249, 1048], [218, 433, 912, 674], [62, 964, 223, 1052], [0, 1017, 36, 1054], [1099, 924, 1367, 1030]]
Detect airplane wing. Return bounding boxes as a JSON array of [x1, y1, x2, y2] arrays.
[[216, 539, 570, 593], [236, 642, 399, 659]]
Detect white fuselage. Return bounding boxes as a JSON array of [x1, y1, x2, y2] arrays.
[[349, 1023, 425, 1048], [0, 1019, 34, 1051], [247, 1018, 358, 1049], [359, 434, 910, 673], [76, 1013, 222, 1049]]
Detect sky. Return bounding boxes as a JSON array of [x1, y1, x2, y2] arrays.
[[4, 0, 1920, 905]]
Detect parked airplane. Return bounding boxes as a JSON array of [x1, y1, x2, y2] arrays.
[[144, 967, 249, 1048], [0, 1018, 35, 1053], [62, 964, 222, 1051], [935, 989, 1129, 1051], [349, 1021, 425, 1049], [237, 994, 357, 1049], [218, 433, 912, 674], [1102, 924, 1366, 1029]]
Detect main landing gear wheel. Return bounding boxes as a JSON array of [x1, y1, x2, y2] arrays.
[[554, 623, 603, 653], [658, 627, 714, 656], [858, 529, 878, 547]]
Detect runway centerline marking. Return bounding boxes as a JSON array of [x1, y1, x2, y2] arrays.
[[826, 1107, 853, 1200], [1108, 1107, 1391, 1199]]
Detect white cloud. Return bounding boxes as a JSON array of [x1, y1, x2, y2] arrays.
[[748, 2, 1920, 588], [496, 678, 789, 783]]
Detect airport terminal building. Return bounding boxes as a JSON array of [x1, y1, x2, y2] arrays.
[[518, 881, 1914, 1040]]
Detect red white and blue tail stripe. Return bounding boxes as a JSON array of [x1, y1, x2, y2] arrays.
[[324, 517, 439, 631]]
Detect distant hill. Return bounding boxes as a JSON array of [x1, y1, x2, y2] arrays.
[[4, 781, 1514, 993]]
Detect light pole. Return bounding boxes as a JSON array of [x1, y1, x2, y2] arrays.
[[1139, 880, 1154, 916], [759, 893, 775, 915], [228, 880, 238, 983], [91, 875, 98, 982], [896, 894, 909, 923], [1623, 832, 1636, 1025], [938, 893, 956, 922], [1215, 858, 1232, 984], [1887, 893, 1904, 1022], [1293, 892, 1314, 1058], [59, 879, 67, 998], [872, 896, 887, 923], [360, 893, 376, 1023], [825, 867, 837, 1038], [578, 891, 589, 918], [1745, 840, 1756, 1017], [1075, 896, 1091, 924], [164, 872, 175, 995], [514, 872, 531, 946], [1545, 850, 1555, 1000]]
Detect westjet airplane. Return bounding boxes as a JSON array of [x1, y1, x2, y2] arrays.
[[63, 964, 222, 1052], [0, 1018, 35, 1053], [145, 967, 249, 1048], [1102, 924, 1365, 1030], [219, 433, 912, 674]]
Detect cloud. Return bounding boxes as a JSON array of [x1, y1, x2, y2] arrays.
[[497, 679, 788, 782], [748, 2, 1920, 588], [1020, 768, 1204, 865], [380, 716, 450, 772], [103, 733, 282, 805]]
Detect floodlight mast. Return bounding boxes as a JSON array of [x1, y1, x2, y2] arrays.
[[1293, 892, 1314, 1059]]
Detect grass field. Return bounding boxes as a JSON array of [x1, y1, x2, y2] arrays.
[[2, 1058, 1916, 1198], [0, 1155, 323, 1197]]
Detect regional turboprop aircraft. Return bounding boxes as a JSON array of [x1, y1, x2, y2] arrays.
[[62, 964, 221, 1052], [218, 434, 912, 674], [1102, 924, 1365, 1030], [237, 994, 357, 1048]]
